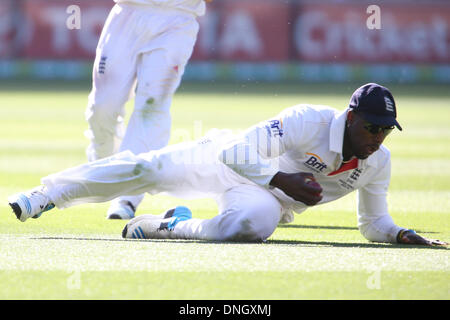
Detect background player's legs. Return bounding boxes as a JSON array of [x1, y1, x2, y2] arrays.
[[122, 49, 187, 153], [108, 12, 199, 217], [85, 5, 137, 162], [85, 78, 134, 162], [172, 185, 283, 242], [110, 49, 188, 216]]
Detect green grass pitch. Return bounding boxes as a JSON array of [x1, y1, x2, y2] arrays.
[[0, 80, 448, 299]]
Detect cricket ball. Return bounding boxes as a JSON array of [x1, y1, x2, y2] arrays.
[[306, 180, 322, 196]]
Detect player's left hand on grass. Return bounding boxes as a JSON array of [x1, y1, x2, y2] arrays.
[[397, 229, 448, 246]]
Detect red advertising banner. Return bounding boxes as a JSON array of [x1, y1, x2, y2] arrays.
[[2, 0, 450, 63], [0, 0, 15, 58], [193, 0, 290, 61], [293, 3, 450, 63], [21, 0, 112, 59]]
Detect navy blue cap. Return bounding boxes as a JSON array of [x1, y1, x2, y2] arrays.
[[349, 83, 402, 131]]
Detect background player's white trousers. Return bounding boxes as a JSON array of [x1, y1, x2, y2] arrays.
[[84, 3, 199, 209], [42, 141, 283, 241]]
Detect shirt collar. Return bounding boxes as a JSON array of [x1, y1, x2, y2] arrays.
[[329, 108, 347, 154], [329, 108, 378, 168]]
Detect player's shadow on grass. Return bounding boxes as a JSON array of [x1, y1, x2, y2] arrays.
[[33, 236, 446, 249], [278, 224, 357, 231], [266, 239, 447, 249], [277, 224, 438, 234]]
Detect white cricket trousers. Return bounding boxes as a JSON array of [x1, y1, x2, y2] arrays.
[[42, 140, 283, 242], [84, 3, 199, 207]]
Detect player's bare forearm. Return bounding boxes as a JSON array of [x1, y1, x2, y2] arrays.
[[269, 172, 323, 206], [204, 0, 213, 3], [397, 229, 448, 246]]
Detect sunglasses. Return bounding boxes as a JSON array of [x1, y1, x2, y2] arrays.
[[363, 121, 395, 136]]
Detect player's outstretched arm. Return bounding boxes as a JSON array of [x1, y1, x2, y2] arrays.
[[397, 229, 448, 246]]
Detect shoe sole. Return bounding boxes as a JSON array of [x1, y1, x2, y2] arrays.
[[121, 225, 128, 238], [108, 214, 123, 220], [106, 200, 136, 220], [123, 209, 175, 230], [122, 214, 160, 239], [106, 209, 134, 220], [8, 193, 31, 222], [8, 193, 53, 222], [122, 223, 150, 239], [9, 202, 22, 221], [122, 207, 190, 239]]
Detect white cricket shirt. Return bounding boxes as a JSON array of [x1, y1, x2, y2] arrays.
[[113, 0, 206, 16], [219, 104, 403, 243]]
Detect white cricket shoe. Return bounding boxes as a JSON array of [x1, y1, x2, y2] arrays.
[[122, 206, 192, 239], [8, 186, 55, 222], [106, 200, 136, 220]]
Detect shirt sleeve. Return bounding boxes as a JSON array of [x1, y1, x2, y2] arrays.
[[357, 154, 403, 243], [218, 107, 305, 187]]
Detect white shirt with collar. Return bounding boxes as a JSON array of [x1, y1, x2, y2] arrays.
[[219, 104, 403, 243]]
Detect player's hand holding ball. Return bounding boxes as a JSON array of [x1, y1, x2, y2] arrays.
[[305, 178, 322, 197], [270, 172, 323, 206]]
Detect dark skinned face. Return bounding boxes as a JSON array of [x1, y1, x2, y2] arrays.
[[344, 111, 393, 160]]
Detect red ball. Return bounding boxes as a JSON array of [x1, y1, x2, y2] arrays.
[[306, 180, 322, 196], [306, 180, 321, 188]]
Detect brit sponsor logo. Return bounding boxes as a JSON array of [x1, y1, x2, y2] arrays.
[[304, 152, 327, 172], [265, 119, 284, 137]]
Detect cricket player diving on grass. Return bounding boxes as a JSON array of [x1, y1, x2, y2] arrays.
[[8, 83, 447, 246], [85, 0, 213, 220]]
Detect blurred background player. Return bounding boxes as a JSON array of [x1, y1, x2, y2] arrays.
[[85, 0, 213, 219]]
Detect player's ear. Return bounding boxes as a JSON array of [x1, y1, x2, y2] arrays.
[[346, 110, 355, 127]]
